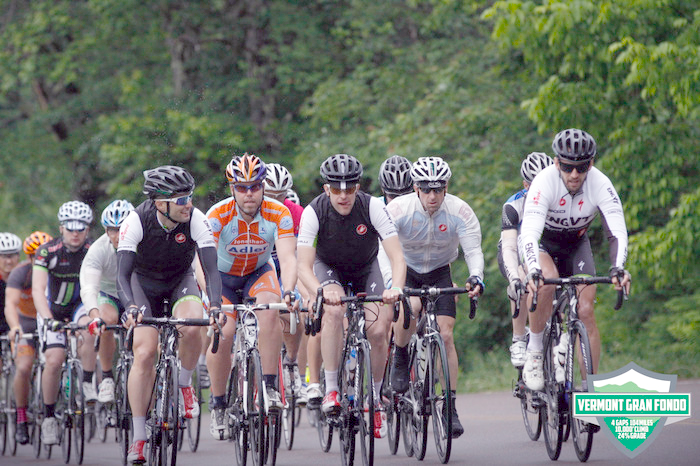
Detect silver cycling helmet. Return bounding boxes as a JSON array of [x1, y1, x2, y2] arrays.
[[57, 200, 93, 230], [101, 199, 135, 228], [411, 156, 452, 187], [265, 163, 294, 192], [0, 232, 22, 254], [520, 152, 553, 183], [320, 154, 363, 186], [551, 128, 597, 163], [379, 155, 413, 195]]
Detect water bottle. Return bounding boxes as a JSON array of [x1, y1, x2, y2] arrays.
[[63, 373, 70, 399], [345, 347, 357, 400], [554, 333, 568, 383]]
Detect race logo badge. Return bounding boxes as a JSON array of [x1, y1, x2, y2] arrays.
[[573, 362, 690, 458]]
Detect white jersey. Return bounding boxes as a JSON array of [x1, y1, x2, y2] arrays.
[[80, 233, 118, 311], [520, 164, 628, 271], [386, 192, 484, 278]]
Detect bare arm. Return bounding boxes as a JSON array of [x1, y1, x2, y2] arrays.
[[275, 236, 298, 299], [4, 287, 22, 330]]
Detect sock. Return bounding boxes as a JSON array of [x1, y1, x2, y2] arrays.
[[179, 367, 194, 387], [527, 330, 544, 352], [374, 380, 383, 402], [263, 374, 277, 390], [283, 353, 297, 365], [324, 369, 339, 394], [17, 407, 28, 423], [512, 333, 527, 343], [102, 370, 114, 380], [45, 403, 55, 418], [198, 353, 206, 365], [83, 370, 94, 384], [132, 416, 147, 441], [211, 395, 226, 409]]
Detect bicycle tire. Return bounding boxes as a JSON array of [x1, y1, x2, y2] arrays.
[[32, 363, 43, 459], [313, 365, 333, 452], [2, 365, 17, 456], [569, 321, 595, 462], [115, 359, 131, 466], [59, 367, 72, 464], [185, 364, 202, 451], [228, 358, 247, 466], [0, 368, 8, 455], [282, 390, 296, 450], [413, 338, 429, 461], [339, 345, 356, 466], [518, 372, 542, 441], [248, 350, 266, 466], [71, 363, 86, 464], [357, 341, 374, 466], [382, 341, 400, 455], [429, 336, 452, 464], [399, 337, 419, 458], [167, 358, 180, 465], [542, 321, 564, 461], [267, 409, 282, 466]]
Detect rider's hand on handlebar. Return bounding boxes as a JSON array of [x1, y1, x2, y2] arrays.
[[383, 286, 402, 305], [124, 305, 143, 329], [323, 288, 342, 306], [208, 306, 227, 329], [526, 269, 543, 296], [507, 278, 525, 302], [465, 276, 484, 299], [609, 266, 631, 294], [88, 317, 105, 336]]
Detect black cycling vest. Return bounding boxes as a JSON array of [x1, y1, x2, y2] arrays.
[[310, 191, 379, 274], [133, 200, 196, 281]]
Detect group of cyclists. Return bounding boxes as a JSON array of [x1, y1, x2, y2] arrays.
[[0, 126, 631, 464]]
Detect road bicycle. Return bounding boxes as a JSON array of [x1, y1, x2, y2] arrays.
[[0, 333, 17, 456], [396, 286, 476, 464], [222, 299, 288, 466], [281, 307, 302, 451], [530, 276, 625, 462], [139, 304, 217, 466]]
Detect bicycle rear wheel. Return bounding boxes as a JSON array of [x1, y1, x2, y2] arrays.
[[356, 341, 374, 466], [248, 350, 266, 466], [542, 322, 564, 461], [185, 364, 202, 451], [382, 342, 400, 455], [518, 373, 542, 441], [429, 337, 452, 464], [569, 322, 595, 462], [71, 364, 86, 464], [282, 391, 296, 450]]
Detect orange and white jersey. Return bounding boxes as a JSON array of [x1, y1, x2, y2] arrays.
[[206, 197, 295, 276]]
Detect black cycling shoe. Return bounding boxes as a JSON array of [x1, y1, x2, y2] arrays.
[[391, 346, 410, 393], [16, 422, 29, 445], [451, 408, 464, 438]]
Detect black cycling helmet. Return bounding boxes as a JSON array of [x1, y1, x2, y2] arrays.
[[143, 165, 195, 199], [320, 154, 363, 184], [379, 155, 413, 195], [551, 128, 597, 163]]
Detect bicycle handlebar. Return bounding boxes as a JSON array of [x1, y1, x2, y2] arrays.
[[403, 286, 478, 319], [529, 276, 626, 313], [138, 317, 221, 353]]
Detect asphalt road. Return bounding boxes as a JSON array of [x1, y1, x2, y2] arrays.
[[4, 379, 699, 465]]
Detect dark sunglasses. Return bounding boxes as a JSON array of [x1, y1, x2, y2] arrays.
[[232, 183, 264, 194], [161, 193, 193, 205], [559, 161, 591, 174], [418, 185, 446, 194]]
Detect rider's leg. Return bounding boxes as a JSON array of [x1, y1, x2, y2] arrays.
[[206, 308, 236, 399], [576, 284, 599, 372], [436, 315, 459, 389]]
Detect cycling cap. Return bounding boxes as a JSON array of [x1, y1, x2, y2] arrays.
[[101, 199, 135, 228], [379, 155, 413, 195], [23, 231, 53, 256], [226, 153, 267, 184], [143, 165, 195, 199], [411, 157, 452, 186], [520, 152, 553, 183], [320, 154, 363, 186], [265, 163, 293, 192], [58, 200, 94, 230], [552, 128, 597, 162], [286, 189, 300, 205], [0, 232, 22, 254]]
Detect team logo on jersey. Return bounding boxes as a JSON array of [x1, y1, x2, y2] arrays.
[[439, 224, 447, 232], [356, 224, 368, 235], [120, 223, 129, 241], [280, 215, 293, 231], [532, 189, 541, 206], [560, 198, 566, 206], [208, 218, 222, 233], [175, 233, 187, 244], [226, 234, 270, 256], [579, 199, 585, 210]]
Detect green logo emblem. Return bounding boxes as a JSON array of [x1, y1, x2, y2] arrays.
[[573, 362, 691, 458]]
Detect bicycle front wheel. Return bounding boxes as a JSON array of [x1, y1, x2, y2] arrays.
[[518, 373, 542, 441], [59, 367, 72, 464], [542, 322, 564, 461], [248, 350, 266, 466], [429, 337, 452, 464], [185, 364, 202, 451], [2, 365, 18, 456], [382, 341, 400, 455], [115, 360, 131, 465], [228, 358, 247, 466], [356, 341, 374, 466], [71, 364, 86, 464], [569, 322, 595, 462]]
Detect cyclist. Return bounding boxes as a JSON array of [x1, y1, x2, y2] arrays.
[[32, 201, 94, 445], [521, 128, 631, 392], [498, 152, 553, 367], [80, 199, 134, 403], [1, 233, 22, 336], [286, 189, 301, 205], [203, 154, 297, 441], [117, 165, 223, 463], [264, 162, 308, 401], [386, 156, 485, 438], [297, 153, 406, 439], [5, 231, 53, 445]]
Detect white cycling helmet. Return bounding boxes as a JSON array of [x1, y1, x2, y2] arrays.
[[101, 199, 134, 228], [58, 200, 93, 230], [0, 232, 22, 254], [411, 157, 452, 186], [265, 163, 294, 192], [286, 189, 300, 205], [520, 152, 553, 183]]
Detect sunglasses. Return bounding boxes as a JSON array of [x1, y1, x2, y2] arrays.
[[161, 193, 193, 205], [65, 227, 87, 233], [418, 185, 446, 194], [232, 183, 264, 194], [328, 184, 358, 195], [559, 161, 591, 174]]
